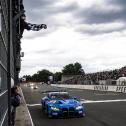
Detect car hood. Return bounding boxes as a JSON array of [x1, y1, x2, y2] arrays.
[[48, 99, 81, 108]]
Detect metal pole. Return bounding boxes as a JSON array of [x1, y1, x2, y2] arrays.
[[7, 0, 12, 125]]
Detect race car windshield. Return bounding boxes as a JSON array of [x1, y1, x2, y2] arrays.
[[49, 93, 70, 100]]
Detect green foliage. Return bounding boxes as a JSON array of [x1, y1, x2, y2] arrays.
[[24, 69, 53, 83], [54, 72, 62, 82], [23, 75, 32, 81], [62, 62, 85, 75], [35, 69, 53, 82], [23, 62, 84, 82]]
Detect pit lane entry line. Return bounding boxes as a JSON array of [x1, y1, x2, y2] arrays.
[[20, 88, 34, 126]]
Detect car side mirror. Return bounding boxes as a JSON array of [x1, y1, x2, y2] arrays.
[[73, 97, 80, 101], [73, 97, 77, 100]]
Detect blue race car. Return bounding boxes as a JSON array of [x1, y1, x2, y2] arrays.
[[41, 91, 86, 118]]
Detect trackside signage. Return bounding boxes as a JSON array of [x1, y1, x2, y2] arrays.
[[52, 84, 126, 93], [94, 85, 108, 91], [116, 86, 126, 93]]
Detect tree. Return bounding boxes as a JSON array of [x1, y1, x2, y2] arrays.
[[62, 62, 85, 75], [74, 62, 85, 74], [23, 69, 53, 83], [62, 63, 74, 75], [54, 72, 62, 82], [23, 75, 32, 81], [34, 69, 53, 82]]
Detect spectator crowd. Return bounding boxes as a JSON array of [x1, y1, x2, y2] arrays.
[[63, 66, 126, 84]]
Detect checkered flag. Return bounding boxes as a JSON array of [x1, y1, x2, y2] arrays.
[[27, 23, 47, 31]]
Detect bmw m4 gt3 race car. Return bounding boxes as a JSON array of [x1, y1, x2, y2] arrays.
[[41, 91, 86, 118]]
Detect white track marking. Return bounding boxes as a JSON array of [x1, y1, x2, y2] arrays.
[[20, 88, 34, 126], [80, 99, 86, 101], [27, 104, 41, 107], [0, 90, 7, 97], [26, 99, 126, 107], [68, 89, 83, 92], [0, 109, 8, 126], [81, 99, 126, 104], [94, 93, 118, 96]]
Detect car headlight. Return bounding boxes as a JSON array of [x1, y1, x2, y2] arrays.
[[51, 107, 60, 111], [76, 106, 83, 110]]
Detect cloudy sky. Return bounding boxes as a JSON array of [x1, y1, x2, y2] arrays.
[[20, 0, 126, 76]]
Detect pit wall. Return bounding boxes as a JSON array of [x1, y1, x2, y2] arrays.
[[51, 84, 126, 93]]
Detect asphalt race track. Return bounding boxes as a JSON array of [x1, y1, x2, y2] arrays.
[[21, 84, 126, 126]]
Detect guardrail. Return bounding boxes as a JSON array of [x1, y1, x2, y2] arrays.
[[51, 84, 126, 93]]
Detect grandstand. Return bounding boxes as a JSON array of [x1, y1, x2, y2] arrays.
[[62, 66, 126, 85]]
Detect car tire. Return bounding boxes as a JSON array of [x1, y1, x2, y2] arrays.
[[82, 112, 86, 117], [47, 113, 52, 118], [42, 105, 44, 112], [41, 102, 45, 112], [46, 107, 52, 118]]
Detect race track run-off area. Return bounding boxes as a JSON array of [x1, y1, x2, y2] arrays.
[[21, 84, 126, 126]]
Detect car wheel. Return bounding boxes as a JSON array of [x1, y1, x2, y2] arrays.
[[41, 102, 45, 112], [46, 107, 52, 118], [42, 105, 44, 112], [82, 112, 86, 117], [47, 113, 52, 118]]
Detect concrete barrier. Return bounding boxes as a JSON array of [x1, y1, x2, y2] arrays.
[[51, 84, 126, 93]]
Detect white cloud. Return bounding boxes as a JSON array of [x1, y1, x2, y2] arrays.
[[76, 22, 125, 34], [20, 0, 126, 76]]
